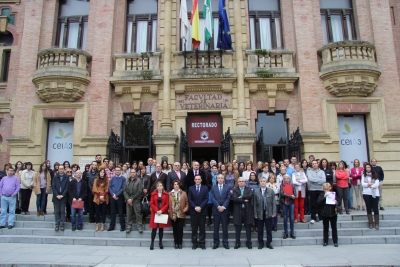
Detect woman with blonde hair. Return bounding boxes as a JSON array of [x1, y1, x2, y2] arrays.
[[280, 174, 297, 239], [350, 159, 364, 211], [317, 182, 338, 247], [149, 181, 170, 250], [267, 173, 280, 231]]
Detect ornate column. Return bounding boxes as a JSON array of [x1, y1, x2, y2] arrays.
[[230, 0, 256, 161], [153, 0, 178, 162]]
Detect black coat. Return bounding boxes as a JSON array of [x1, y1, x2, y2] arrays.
[[231, 186, 254, 225], [317, 191, 337, 217], [68, 179, 88, 205], [322, 168, 334, 184], [188, 184, 209, 216], [185, 169, 208, 191], [51, 173, 69, 202], [166, 171, 187, 192]]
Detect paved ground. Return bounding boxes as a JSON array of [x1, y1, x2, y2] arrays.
[[0, 243, 399, 267]]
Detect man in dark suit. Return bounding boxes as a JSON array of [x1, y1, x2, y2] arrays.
[[232, 177, 254, 249], [210, 174, 231, 249], [185, 161, 207, 191], [149, 163, 167, 193], [68, 170, 87, 231], [188, 174, 209, 250], [166, 162, 187, 192]]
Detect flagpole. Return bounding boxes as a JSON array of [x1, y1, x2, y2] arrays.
[[184, 39, 187, 69], [208, 43, 211, 68]]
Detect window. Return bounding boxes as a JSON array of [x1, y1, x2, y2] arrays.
[[0, 33, 13, 82], [320, 0, 354, 44], [57, 0, 89, 50], [182, 0, 219, 51], [1, 8, 15, 25], [126, 0, 157, 53], [248, 0, 282, 50]]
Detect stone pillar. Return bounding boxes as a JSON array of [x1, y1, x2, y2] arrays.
[[230, 0, 255, 160], [153, 0, 177, 159]]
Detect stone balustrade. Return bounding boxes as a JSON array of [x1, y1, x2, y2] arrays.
[[318, 40, 381, 97], [32, 48, 92, 102], [245, 50, 296, 75]]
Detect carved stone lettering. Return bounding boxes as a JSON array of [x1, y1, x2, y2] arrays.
[[176, 93, 232, 110]]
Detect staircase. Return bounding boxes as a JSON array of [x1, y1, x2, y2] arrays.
[[1, 208, 399, 247]]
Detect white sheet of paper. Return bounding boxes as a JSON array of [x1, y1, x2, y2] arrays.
[[326, 192, 336, 205], [154, 214, 169, 224]]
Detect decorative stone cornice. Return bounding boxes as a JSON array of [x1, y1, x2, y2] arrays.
[[318, 40, 381, 97], [32, 48, 91, 102], [171, 77, 236, 94]]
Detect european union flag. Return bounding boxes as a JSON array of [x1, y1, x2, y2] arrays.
[[217, 0, 234, 51]]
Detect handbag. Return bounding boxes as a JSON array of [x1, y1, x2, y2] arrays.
[[141, 197, 150, 215], [72, 200, 84, 209]]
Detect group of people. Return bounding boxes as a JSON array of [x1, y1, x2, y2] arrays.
[[0, 155, 385, 250]]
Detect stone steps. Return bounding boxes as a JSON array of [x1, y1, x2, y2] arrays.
[[1, 209, 399, 247]]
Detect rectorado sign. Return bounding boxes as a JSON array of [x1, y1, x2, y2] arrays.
[[187, 114, 221, 147]]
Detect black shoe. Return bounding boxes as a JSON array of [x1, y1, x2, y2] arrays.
[[212, 244, 218, 249], [175, 244, 179, 249], [72, 227, 76, 231], [380, 207, 385, 211], [0, 226, 5, 229], [159, 242, 164, 249], [107, 227, 114, 231], [150, 242, 154, 250], [55, 226, 59, 231], [315, 217, 320, 222], [89, 220, 95, 223], [178, 244, 182, 249], [247, 244, 252, 249], [291, 234, 296, 239], [334, 243, 338, 247], [234, 244, 240, 249], [258, 245, 263, 249], [120, 227, 126, 232], [283, 233, 288, 239], [273, 226, 277, 232], [207, 219, 212, 226], [83, 212, 88, 215], [60, 226, 65, 231], [200, 245, 206, 250], [223, 245, 230, 249], [192, 244, 198, 250], [266, 244, 274, 249], [77, 226, 82, 231], [7, 225, 13, 229], [323, 243, 328, 247]]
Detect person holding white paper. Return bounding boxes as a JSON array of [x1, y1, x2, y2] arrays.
[[149, 181, 170, 250], [317, 183, 338, 247]]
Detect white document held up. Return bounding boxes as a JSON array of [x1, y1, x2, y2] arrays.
[[326, 192, 336, 205], [154, 214, 169, 224]]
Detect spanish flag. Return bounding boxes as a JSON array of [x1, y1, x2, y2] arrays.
[[190, 0, 201, 49]]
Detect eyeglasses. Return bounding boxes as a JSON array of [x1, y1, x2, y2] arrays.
[[238, 181, 245, 183], [66, 171, 72, 173]]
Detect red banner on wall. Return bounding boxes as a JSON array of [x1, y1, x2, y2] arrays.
[[187, 114, 221, 147]]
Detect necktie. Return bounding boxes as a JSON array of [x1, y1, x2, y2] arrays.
[[195, 170, 198, 176], [176, 171, 180, 179], [219, 185, 222, 194], [262, 189, 266, 211], [240, 188, 244, 208], [149, 166, 152, 172], [197, 186, 200, 195]]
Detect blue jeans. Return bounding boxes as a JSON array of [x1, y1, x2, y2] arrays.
[[282, 204, 294, 235], [0, 196, 17, 226], [36, 188, 47, 211], [348, 186, 354, 209], [71, 207, 83, 228]]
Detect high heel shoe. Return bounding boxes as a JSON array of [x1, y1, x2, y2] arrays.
[[159, 241, 164, 249], [150, 242, 154, 250]]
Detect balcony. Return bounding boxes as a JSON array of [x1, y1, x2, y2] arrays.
[[244, 50, 299, 112], [32, 48, 91, 102], [110, 52, 162, 114], [318, 40, 381, 97], [171, 50, 236, 94]]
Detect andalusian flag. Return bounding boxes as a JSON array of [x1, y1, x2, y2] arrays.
[[203, 0, 213, 45], [190, 0, 201, 49]]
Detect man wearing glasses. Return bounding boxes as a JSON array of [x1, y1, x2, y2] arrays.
[[232, 177, 254, 249], [166, 162, 186, 192]]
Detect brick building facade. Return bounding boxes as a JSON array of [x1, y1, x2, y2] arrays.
[[0, 0, 399, 205]]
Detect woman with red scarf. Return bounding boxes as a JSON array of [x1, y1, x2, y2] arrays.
[[280, 174, 297, 239]]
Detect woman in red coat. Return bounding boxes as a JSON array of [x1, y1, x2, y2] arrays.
[[149, 181, 170, 250]]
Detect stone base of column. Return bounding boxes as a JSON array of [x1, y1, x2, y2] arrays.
[[153, 130, 178, 163], [231, 131, 256, 163]]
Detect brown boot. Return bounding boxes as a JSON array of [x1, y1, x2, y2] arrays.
[[367, 214, 373, 229], [95, 224, 99, 232], [374, 215, 379, 230], [37, 211, 40, 217], [100, 224, 105, 231], [40, 211, 44, 216]]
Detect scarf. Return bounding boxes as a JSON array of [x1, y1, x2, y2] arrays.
[[171, 189, 181, 220]]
